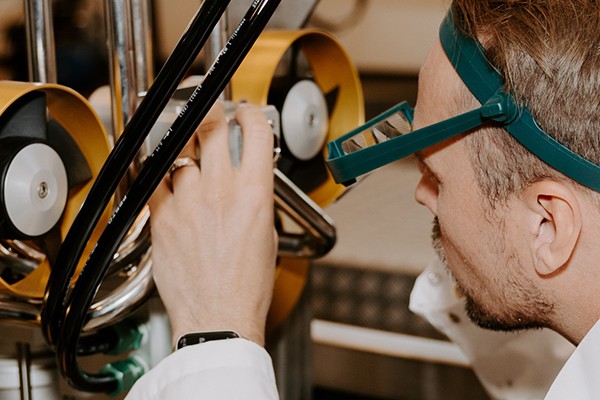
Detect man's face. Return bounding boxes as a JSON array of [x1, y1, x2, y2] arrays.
[[412, 39, 552, 331]]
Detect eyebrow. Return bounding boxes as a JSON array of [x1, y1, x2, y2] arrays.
[[414, 151, 440, 181], [414, 151, 427, 170]]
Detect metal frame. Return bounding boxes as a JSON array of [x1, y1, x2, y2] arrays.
[[0, 0, 339, 394]]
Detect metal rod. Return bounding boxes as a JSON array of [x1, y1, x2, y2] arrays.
[[131, 0, 154, 93], [23, 0, 56, 83], [17, 343, 32, 400], [105, 0, 137, 146], [206, 12, 231, 100], [130, 0, 155, 175], [274, 169, 336, 257]]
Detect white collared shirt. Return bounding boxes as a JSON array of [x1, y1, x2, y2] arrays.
[[126, 338, 279, 399], [545, 319, 600, 399], [410, 259, 575, 400], [129, 257, 597, 400]]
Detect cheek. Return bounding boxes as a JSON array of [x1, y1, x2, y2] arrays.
[[436, 185, 493, 267]]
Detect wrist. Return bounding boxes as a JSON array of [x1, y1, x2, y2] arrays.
[[170, 319, 265, 348], [175, 331, 240, 350]]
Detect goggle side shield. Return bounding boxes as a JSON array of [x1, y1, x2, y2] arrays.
[[326, 94, 516, 186]]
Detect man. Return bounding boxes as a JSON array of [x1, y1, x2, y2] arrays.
[[128, 0, 600, 398]]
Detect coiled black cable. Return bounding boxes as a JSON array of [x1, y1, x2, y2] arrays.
[[40, 0, 231, 348], [54, 0, 282, 393]]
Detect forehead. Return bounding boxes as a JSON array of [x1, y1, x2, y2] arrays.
[[414, 39, 475, 169], [417, 38, 472, 125]]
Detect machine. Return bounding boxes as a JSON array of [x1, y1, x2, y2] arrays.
[[0, 0, 364, 398]]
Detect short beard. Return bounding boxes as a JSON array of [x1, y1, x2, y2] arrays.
[[430, 217, 552, 332], [431, 217, 447, 267]]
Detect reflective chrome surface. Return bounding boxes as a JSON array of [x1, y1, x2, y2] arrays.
[[23, 0, 56, 83], [85, 248, 155, 330], [105, 0, 137, 145], [206, 12, 231, 100], [131, 0, 154, 94], [0, 235, 155, 332], [274, 169, 336, 258]]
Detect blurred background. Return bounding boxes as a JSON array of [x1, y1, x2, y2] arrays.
[[0, 0, 442, 111]]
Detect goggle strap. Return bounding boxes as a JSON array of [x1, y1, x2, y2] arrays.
[[440, 10, 600, 192]]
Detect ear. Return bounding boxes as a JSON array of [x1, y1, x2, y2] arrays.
[[522, 181, 582, 276]]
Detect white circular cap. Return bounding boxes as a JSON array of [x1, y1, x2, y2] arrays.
[[4, 143, 68, 237], [281, 80, 329, 161]]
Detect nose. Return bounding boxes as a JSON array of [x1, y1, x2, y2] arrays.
[[415, 169, 438, 215]]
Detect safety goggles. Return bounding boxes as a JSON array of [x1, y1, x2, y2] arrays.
[[326, 9, 600, 191]]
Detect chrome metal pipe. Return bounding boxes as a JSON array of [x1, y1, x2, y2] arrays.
[[16, 343, 32, 400], [23, 0, 56, 83], [206, 12, 231, 100], [104, 0, 137, 145], [131, 0, 154, 93], [130, 0, 155, 178], [0, 295, 39, 324], [274, 169, 336, 258], [84, 249, 155, 330], [0, 245, 154, 332]]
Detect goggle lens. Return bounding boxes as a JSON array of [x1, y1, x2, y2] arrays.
[[340, 108, 413, 155]]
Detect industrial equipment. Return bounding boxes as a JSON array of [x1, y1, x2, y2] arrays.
[[0, 0, 364, 397]]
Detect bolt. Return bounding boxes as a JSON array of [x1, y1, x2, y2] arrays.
[[308, 112, 318, 128], [38, 182, 49, 199]]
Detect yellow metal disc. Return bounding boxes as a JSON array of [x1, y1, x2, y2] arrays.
[[266, 256, 310, 332], [232, 29, 364, 207], [232, 30, 364, 331], [0, 81, 112, 298]]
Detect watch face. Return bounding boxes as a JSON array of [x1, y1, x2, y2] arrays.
[[176, 331, 240, 349]]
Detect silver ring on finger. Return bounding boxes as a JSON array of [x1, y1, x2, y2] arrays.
[[169, 157, 200, 179]]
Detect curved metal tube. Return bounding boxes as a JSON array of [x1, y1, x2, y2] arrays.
[[274, 169, 336, 258], [0, 294, 40, 323], [84, 249, 154, 330], [0, 210, 152, 330], [110, 208, 150, 266], [0, 236, 155, 330], [1, 241, 45, 262]]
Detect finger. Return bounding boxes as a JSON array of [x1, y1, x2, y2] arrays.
[[178, 133, 198, 159], [197, 101, 232, 182], [149, 176, 173, 218], [236, 104, 274, 185]]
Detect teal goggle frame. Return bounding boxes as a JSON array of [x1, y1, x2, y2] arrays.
[[326, 10, 600, 191]]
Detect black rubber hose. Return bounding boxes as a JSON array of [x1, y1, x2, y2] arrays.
[[57, 0, 282, 393], [40, 0, 231, 348], [77, 328, 120, 356]]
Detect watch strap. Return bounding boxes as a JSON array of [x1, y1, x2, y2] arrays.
[[176, 331, 240, 350]]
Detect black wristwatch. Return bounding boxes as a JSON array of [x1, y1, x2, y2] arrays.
[[176, 331, 240, 350]]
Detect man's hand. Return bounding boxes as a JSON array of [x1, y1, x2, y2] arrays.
[[148, 102, 277, 347]]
